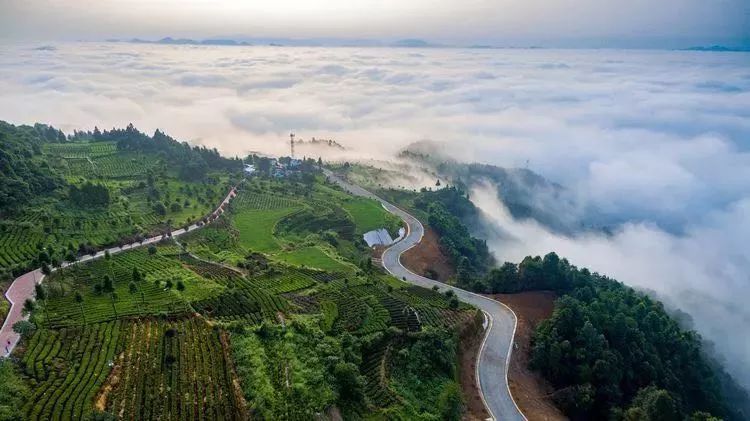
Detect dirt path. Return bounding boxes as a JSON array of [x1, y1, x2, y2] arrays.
[[490, 292, 567, 421], [0, 186, 238, 358]]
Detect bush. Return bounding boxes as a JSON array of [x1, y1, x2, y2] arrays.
[[12, 320, 36, 338]]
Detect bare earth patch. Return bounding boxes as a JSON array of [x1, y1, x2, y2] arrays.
[[490, 291, 567, 421], [458, 312, 491, 421], [401, 227, 455, 281]]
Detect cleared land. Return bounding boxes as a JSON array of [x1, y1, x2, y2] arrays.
[[400, 226, 455, 281], [234, 207, 301, 253], [491, 291, 566, 421]]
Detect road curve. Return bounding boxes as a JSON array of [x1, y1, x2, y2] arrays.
[[0, 186, 238, 358], [325, 170, 526, 421]]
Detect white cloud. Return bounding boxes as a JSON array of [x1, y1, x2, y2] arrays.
[[0, 42, 749, 387]]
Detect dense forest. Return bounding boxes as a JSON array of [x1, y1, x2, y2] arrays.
[[0, 122, 66, 216], [391, 174, 748, 420], [483, 252, 748, 420]]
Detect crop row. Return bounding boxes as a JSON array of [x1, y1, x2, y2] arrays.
[[232, 192, 299, 210], [316, 285, 391, 334], [21, 321, 123, 421], [191, 287, 286, 323], [43, 249, 201, 327], [243, 269, 316, 294], [178, 254, 243, 283], [87, 154, 159, 178], [44, 142, 117, 159], [103, 318, 244, 421], [361, 340, 400, 408]]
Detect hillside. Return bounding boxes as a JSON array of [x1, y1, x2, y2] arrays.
[[0, 121, 242, 281], [339, 161, 749, 420], [1, 123, 480, 420]]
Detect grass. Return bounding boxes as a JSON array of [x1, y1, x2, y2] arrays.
[[234, 207, 301, 253], [342, 197, 399, 234], [273, 246, 351, 272]]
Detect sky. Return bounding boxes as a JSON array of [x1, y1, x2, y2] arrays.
[[1, 0, 749, 48]]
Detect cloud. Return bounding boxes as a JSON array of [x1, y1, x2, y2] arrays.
[[0, 42, 749, 388], [471, 184, 750, 391]]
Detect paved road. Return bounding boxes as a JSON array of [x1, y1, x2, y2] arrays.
[[325, 170, 526, 421], [0, 186, 238, 358]]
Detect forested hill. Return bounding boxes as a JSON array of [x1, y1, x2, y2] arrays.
[[0, 121, 243, 279], [0, 121, 242, 217], [399, 141, 579, 233], [488, 253, 750, 421], [71, 123, 241, 180], [0, 122, 65, 216]]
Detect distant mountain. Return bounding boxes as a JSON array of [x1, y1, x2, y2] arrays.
[[399, 141, 588, 234], [683, 45, 749, 52], [111, 37, 251, 46], [391, 39, 440, 48]]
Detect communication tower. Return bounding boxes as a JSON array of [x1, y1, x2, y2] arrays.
[[290, 132, 295, 158]]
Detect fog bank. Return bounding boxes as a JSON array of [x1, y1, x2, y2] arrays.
[[1, 41, 749, 389]]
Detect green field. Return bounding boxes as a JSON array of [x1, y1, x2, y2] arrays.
[[342, 197, 401, 235], [234, 207, 301, 253], [273, 246, 351, 272]]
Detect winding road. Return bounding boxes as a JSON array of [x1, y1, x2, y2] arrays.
[[325, 170, 526, 421], [0, 186, 238, 358]]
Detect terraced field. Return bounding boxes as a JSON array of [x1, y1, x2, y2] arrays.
[[20, 321, 123, 421], [100, 318, 245, 421], [43, 247, 223, 327], [6, 163, 479, 421]]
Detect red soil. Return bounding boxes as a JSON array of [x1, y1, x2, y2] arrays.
[[490, 291, 567, 421], [401, 227, 455, 282]]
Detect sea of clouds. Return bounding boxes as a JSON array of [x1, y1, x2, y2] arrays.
[[1, 42, 749, 389]]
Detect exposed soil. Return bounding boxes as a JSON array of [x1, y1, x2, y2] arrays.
[[401, 227, 455, 282], [490, 291, 567, 421], [96, 353, 122, 411], [458, 312, 491, 421], [219, 330, 249, 418]]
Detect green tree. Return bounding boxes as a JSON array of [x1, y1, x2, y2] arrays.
[[333, 362, 364, 403], [34, 284, 49, 327], [74, 291, 86, 324], [437, 382, 463, 421], [0, 359, 29, 420], [12, 320, 36, 339], [21, 298, 35, 316], [102, 276, 117, 319], [627, 386, 680, 421]]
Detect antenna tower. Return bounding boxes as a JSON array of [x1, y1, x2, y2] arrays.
[[289, 132, 295, 158]]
